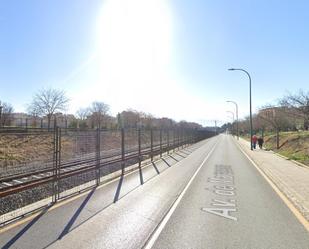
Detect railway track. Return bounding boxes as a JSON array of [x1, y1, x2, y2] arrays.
[[0, 142, 175, 198]]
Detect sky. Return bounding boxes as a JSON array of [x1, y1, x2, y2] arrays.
[[0, 0, 309, 126]]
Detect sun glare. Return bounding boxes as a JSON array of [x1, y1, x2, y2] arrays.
[[94, 0, 173, 113]]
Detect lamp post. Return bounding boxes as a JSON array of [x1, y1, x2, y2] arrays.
[[226, 111, 235, 135], [227, 100, 239, 140], [228, 68, 253, 150]]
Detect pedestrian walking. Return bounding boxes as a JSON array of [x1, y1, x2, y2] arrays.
[[252, 135, 257, 149], [258, 136, 264, 149]]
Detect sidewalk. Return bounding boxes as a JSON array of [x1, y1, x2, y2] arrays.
[[236, 137, 309, 221]]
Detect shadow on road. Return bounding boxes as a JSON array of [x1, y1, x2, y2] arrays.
[[180, 150, 190, 156], [169, 155, 179, 162], [161, 158, 171, 167], [139, 165, 144, 185], [182, 148, 194, 153], [151, 162, 160, 174], [2, 204, 53, 249], [58, 187, 96, 240], [175, 152, 186, 158], [113, 174, 124, 203]]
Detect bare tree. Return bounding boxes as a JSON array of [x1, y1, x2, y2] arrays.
[[119, 109, 140, 128], [279, 89, 309, 130], [139, 112, 155, 128], [89, 101, 110, 128], [28, 88, 69, 129], [76, 108, 90, 120], [76, 107, 91, 129], [0, 101, 14, 127], [258, 105, 292, 149], [157, 117, 176, 128]]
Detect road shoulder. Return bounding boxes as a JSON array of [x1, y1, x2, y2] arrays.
[[235, 137, 309, 226]]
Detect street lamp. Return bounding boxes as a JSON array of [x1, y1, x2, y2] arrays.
[[228, 68, 253, 150], [227, 100, 239, 140], [226, 111, 235, 135]]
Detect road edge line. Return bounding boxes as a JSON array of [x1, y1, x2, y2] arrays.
[[234, 139, 309, 233], [143, 138, 219, 249]]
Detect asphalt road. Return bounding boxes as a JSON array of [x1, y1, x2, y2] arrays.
[[0, 135, 308, 249], [0, 137, 217, 249], [151, 134, 309, 249]]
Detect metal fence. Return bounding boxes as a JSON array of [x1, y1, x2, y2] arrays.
[[0, 127, 215, 225], [1, 116, 71, 130]]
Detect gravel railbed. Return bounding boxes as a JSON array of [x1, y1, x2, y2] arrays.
[[0, 157, 140, 217]]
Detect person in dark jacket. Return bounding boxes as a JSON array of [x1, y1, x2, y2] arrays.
[[257, 136, 264, 149]]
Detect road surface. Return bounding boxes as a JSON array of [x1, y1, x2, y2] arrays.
[[0, 134, 308, 249]]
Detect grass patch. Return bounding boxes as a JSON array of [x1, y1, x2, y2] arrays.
[[240, 131, 309, 166]]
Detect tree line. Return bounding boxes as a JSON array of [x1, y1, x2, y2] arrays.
[[0, 88, 202, 130], [227, 89, 309, 148]]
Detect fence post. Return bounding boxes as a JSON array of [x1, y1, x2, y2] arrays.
[[121, 128, 125, 174], [179, 128, 182, 148], [186, 129, 189, 147], [177, 128, 180, 150], [167, 129, 170, 155], [173, 128, 175, 152], [138, 128, 141, 167], [52, 127, 57, 203], [53, 118, 57, 131], [150, 129, 153, 161], [58, 128, 61, 200], [53, 127, 61, 203], [160, 129, 162, 157], [96, 128, 101, 186], [181, 128, 185, 148]]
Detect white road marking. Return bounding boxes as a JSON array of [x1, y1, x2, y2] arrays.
[[201, 207, 237, 221], [144, 139, 219, 249], [211, 199, 236, 207], [203, 164, 238, 221]]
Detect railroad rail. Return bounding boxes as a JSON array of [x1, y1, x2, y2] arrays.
[[0, 142, 173, 198]]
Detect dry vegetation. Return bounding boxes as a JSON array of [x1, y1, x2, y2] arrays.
[[0, 133, 54, 167], [243, 131, 309, 166], [0, 129, 154, 172], [263, 131, 309, 165]]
